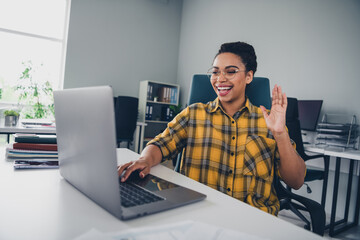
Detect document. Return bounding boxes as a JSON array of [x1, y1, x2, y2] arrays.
[[75, 220, 268, 240]]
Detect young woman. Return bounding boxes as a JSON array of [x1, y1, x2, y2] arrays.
[[118, 41, 305, 215]]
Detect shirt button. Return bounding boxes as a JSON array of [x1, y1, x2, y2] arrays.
[[232, 136, 235, 140], [227, 188, 231, 192], [231, 152, 234, 156], [228, 169, 233, 174], [232, 121, 235, 124]]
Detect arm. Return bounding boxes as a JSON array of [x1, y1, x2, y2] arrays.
[[117, 144, 162, 182], [260, 85, 305, 189], [118, 107, 190, 182]]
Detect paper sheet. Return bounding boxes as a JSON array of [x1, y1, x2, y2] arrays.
[[74, 220, 268, 240]]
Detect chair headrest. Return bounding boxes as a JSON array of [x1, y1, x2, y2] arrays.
[[286, 97, 299, 121]]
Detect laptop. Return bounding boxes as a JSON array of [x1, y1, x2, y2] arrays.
[[53, 86, 206, 220]]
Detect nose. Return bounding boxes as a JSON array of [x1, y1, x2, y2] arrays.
[[217, 72, 227, 82]]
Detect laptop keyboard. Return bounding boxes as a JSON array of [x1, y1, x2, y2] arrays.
[[119, 182, 164, 208]]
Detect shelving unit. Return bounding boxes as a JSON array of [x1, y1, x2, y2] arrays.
[[138, 80, 180, 152], [315, 114, 359, 149]]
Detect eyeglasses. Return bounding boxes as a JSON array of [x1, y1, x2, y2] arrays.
[[207, 67, 245, 80]]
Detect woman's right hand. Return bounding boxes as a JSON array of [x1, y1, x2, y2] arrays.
[[117, 144, 163, 182], [117, 157, 152, 182]]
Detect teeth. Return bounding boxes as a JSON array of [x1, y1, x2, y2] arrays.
[[217, 87, 231, 90]]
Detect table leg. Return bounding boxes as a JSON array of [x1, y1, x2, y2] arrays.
[[354, 170, 360, 226], [344, 160, 354, 221], [321, 155, 330, 207], [329, 157, 341, 236]]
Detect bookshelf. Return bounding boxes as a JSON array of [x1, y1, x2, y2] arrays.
[[138, 80, 180, 151]]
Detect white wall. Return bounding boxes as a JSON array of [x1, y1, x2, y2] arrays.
[[64, 0, 183, 97], [177, 0, 360, 122]]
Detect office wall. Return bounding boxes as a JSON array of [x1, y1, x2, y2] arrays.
[[64, 0, 183, 97], [177, 0, 360, 122]]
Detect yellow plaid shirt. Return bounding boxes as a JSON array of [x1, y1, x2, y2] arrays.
[[148, 98, 294, 215]]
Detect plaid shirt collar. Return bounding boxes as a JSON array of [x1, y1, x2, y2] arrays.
[[208, 97, 256, 116]]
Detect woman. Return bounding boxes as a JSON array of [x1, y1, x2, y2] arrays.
[[118, 41, 305, 215]]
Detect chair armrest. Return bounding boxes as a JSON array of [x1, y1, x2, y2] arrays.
[[304, 154, 325, 161]]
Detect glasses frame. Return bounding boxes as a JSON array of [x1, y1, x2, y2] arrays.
[[206, 67, 246, 80]]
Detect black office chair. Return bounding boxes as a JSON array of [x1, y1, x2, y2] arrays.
[[281, 97, 329, 231], [274, 173, 326, 235], [174, 75, 325, 236], [114, 96, 139, 148]]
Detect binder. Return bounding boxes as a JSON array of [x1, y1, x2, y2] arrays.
[[13, 142, 58, 151], [14, 134, 57, 144]]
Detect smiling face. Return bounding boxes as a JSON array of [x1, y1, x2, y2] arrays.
[[210, 52, 253, 114]]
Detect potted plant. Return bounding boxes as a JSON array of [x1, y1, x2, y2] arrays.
[[4, 109, 20, 126], [15, 61, 54, 119]]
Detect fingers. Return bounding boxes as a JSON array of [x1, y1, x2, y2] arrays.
[[277, 85, 283, 106], [118, 160, 150, 182], [117, 161, 133, 176], [272, 84, 277, 106], [260, 105, 269, 119], [283, 92, 287, 108], [272, 84, 287, 108]]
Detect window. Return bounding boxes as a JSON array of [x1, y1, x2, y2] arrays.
[[0, 0, 70, 119]]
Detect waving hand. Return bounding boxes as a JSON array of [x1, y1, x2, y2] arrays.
[[260, 84, 287, 137]]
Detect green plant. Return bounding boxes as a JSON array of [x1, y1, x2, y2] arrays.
[[169, 104, 182, 115], [15, 61, 54, 119], [4, 110, 20, 117]]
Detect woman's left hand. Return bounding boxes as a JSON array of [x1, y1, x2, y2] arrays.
[[260, 84, 287, 137]]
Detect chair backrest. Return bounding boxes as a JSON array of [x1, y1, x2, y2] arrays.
[[114, 96, 138, 142], [245, 77, 272, 109], [286, 97, 307, 159], [188, 74, 271, 108]]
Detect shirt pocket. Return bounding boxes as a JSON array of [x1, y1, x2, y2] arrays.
[[243, 135, 276, 180]]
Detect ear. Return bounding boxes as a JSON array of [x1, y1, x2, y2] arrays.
[[245, 70, 253, 84]]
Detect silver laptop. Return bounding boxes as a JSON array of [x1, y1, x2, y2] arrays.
[[53, 86, 206, 220]]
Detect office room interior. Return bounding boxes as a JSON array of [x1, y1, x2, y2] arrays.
[[65, 0, 360, 227], [1, 0, 360, 238]]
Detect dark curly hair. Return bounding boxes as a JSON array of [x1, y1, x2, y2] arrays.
[[215, 41, 257, 74]]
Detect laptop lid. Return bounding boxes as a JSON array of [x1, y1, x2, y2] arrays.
[[54, 86, 206, 220], [54, 86, 123, 218]]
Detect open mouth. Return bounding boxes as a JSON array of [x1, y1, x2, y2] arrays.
[[217, 86, 232, 96]]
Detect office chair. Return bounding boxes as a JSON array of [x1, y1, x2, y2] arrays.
[[174, 74, 325, 235], [280, 97, 329, 231], [274, 173, 326, 235], [114, 96, 139, 148]]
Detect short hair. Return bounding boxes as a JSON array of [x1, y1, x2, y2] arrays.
[[215, 41, 257, 74]]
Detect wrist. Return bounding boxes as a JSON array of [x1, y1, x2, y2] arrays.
[[273, 129, 289, 142]]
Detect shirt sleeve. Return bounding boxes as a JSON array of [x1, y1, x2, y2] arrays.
[[147, 107, 190, 162]]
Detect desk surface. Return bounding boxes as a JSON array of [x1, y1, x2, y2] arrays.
[[305, 144, 360, 161], [0, 147, 321, 240], [0, 122, 147, 134]]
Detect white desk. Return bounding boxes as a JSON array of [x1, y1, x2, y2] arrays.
[[0, 147, 321, 240], [305, 145, 360, 236], [0, 122, 146, 154]]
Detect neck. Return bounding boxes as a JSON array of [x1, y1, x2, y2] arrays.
[[220, 97, 246, 117]]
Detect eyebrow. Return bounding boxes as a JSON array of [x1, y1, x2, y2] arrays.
[[212, 65, 239, 69]]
